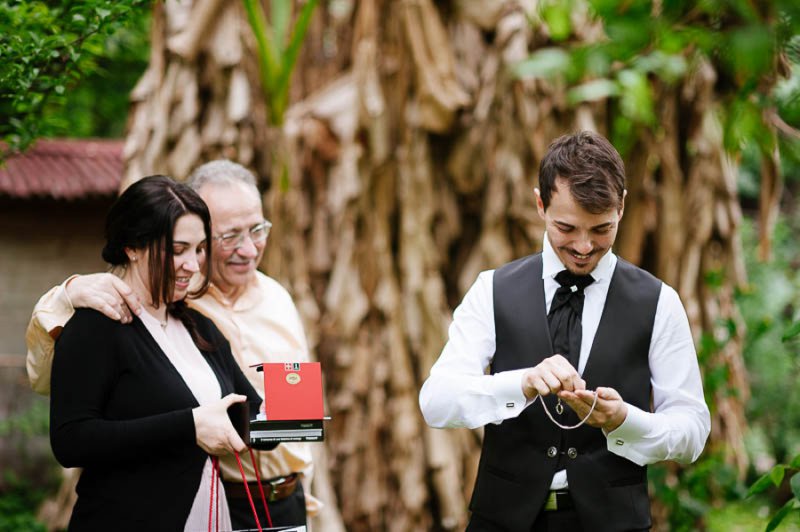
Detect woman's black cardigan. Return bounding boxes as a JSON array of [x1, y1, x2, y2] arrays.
[[50, 308, 260, 531]]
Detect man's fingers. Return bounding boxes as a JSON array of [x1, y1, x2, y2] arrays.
[[541, 372, 562, 393], [111, 277, 142, 315], [596, 386, 621, 401], [558, 391, 584, 411], [95, 297, 123, 321], [571, 389, 599, 405]]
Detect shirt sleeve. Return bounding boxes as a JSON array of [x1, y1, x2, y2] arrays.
[[606, 284, 711, 465], [25, 277, 79, 395], [419, 271, 532, 429]]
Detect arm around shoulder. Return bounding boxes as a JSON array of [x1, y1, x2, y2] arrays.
[[26, 279, 78, 394]]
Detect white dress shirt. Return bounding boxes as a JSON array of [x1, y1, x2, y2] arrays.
[[419, 234, 710, 489]]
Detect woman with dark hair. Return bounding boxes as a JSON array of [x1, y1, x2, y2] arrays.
[[49, 175, 260, 531]]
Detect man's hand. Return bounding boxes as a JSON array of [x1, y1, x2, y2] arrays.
[[558, 386, 628, 432], [192, 394, 249, 455], [65, 273, 142, 323], [521, 355, 586, 400]]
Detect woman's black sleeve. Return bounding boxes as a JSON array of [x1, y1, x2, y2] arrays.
[[49, 310, 195, 468]]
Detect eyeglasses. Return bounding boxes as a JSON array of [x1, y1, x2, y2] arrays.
[[213, 220, 272, 251]]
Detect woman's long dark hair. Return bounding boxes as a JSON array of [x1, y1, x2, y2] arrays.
[[102, 175, 214, 350]]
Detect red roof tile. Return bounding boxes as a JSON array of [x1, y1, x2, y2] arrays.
[[0, 139, 123, 199]]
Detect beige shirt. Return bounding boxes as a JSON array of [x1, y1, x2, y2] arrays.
[[26, 271, 321, 516]]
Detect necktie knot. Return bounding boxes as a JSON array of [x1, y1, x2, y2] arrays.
[[554, 270, 594, 293]]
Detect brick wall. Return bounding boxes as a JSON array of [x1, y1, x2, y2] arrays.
[[0, 197, 112, 359]]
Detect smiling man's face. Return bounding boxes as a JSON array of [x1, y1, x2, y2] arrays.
[[537, 178, 624, 275], [198, 181, 266, 297]]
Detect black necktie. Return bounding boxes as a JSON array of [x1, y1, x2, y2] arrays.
[[548, 270, 595, 369]]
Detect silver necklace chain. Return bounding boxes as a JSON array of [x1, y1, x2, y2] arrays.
[[536, 391, 598, 430]]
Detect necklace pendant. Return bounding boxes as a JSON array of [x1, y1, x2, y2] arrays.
[[555, 399, 564, 415]]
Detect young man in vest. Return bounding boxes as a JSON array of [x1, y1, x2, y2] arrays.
[[419, 131, 710, 531]]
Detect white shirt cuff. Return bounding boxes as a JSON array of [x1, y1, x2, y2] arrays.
[[489, 368, 533, 422], [605, 403, 650, 465]]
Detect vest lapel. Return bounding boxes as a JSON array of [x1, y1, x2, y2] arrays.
[[492, 254, 553, 371]]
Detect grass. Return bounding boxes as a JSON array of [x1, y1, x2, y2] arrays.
[[707, 498, 800, 532]]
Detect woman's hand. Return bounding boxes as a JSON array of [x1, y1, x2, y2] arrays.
[[192, 394, 248, 455]]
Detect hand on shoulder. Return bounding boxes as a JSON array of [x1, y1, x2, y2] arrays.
[[66, 273, 142, 323]]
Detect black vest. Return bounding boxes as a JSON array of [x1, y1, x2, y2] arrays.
[[469, 253, 661, 531]]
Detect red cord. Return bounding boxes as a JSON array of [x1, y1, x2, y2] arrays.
[[248, 448, 273, 528], [208, 457, 217, 532], [214, 457, 219, 532], [234, 452, 263, 532]]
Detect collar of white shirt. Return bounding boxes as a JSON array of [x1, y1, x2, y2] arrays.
[[540, 231, 617, 284]]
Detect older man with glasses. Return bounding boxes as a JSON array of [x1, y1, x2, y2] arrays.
[[26, 160, 320, 530]]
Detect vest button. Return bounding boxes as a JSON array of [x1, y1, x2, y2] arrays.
[[547, 446, 558, 458], [567, 447, 578, 459]]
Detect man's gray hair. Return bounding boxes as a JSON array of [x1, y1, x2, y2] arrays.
[[187, 160, 260, 198]]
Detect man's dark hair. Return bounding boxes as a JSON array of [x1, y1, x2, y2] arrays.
[[538, 131, 626, 213]]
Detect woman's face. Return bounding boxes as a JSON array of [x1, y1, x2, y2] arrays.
[[170, 213, 207, 302]]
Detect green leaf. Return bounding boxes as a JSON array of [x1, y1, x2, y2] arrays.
[[617, 69, 654, 124], [242, 0, 281, 93], [270, 0, 291, 51], [567, 78, 618, 104], [724, 97, 762, 153], [790, 454, 800, 469], [766, 498, 799, 532], [633, 51, 687, 84], [782, 321, 800, 342], [748, 472, 777, 497], [724, 25, 774, 85], [542, 3, 572, 42], [791, 472, 800, 500], [514, 48, 571, 80], [604, 17, 653, 59], [273, 0, 319, 125], [771, 465, 787, 487]]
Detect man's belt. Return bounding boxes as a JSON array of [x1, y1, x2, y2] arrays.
[[543, 490, 574, 512], [224, 473, 299, 502]]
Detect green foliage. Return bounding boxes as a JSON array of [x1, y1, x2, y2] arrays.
[[242, 0, 319, 127], [706, 496, 800, 531], [738, 216, 800, 466], [0, 474, 47, 532], [739, 211, 800, 530], [0, 0, 150, 157], [515, 0, 800, 159], [649, 452, 744, 531], [0, 400, 58, 532], [747, 455, 800, 531], [0, 398, 49, 437]]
